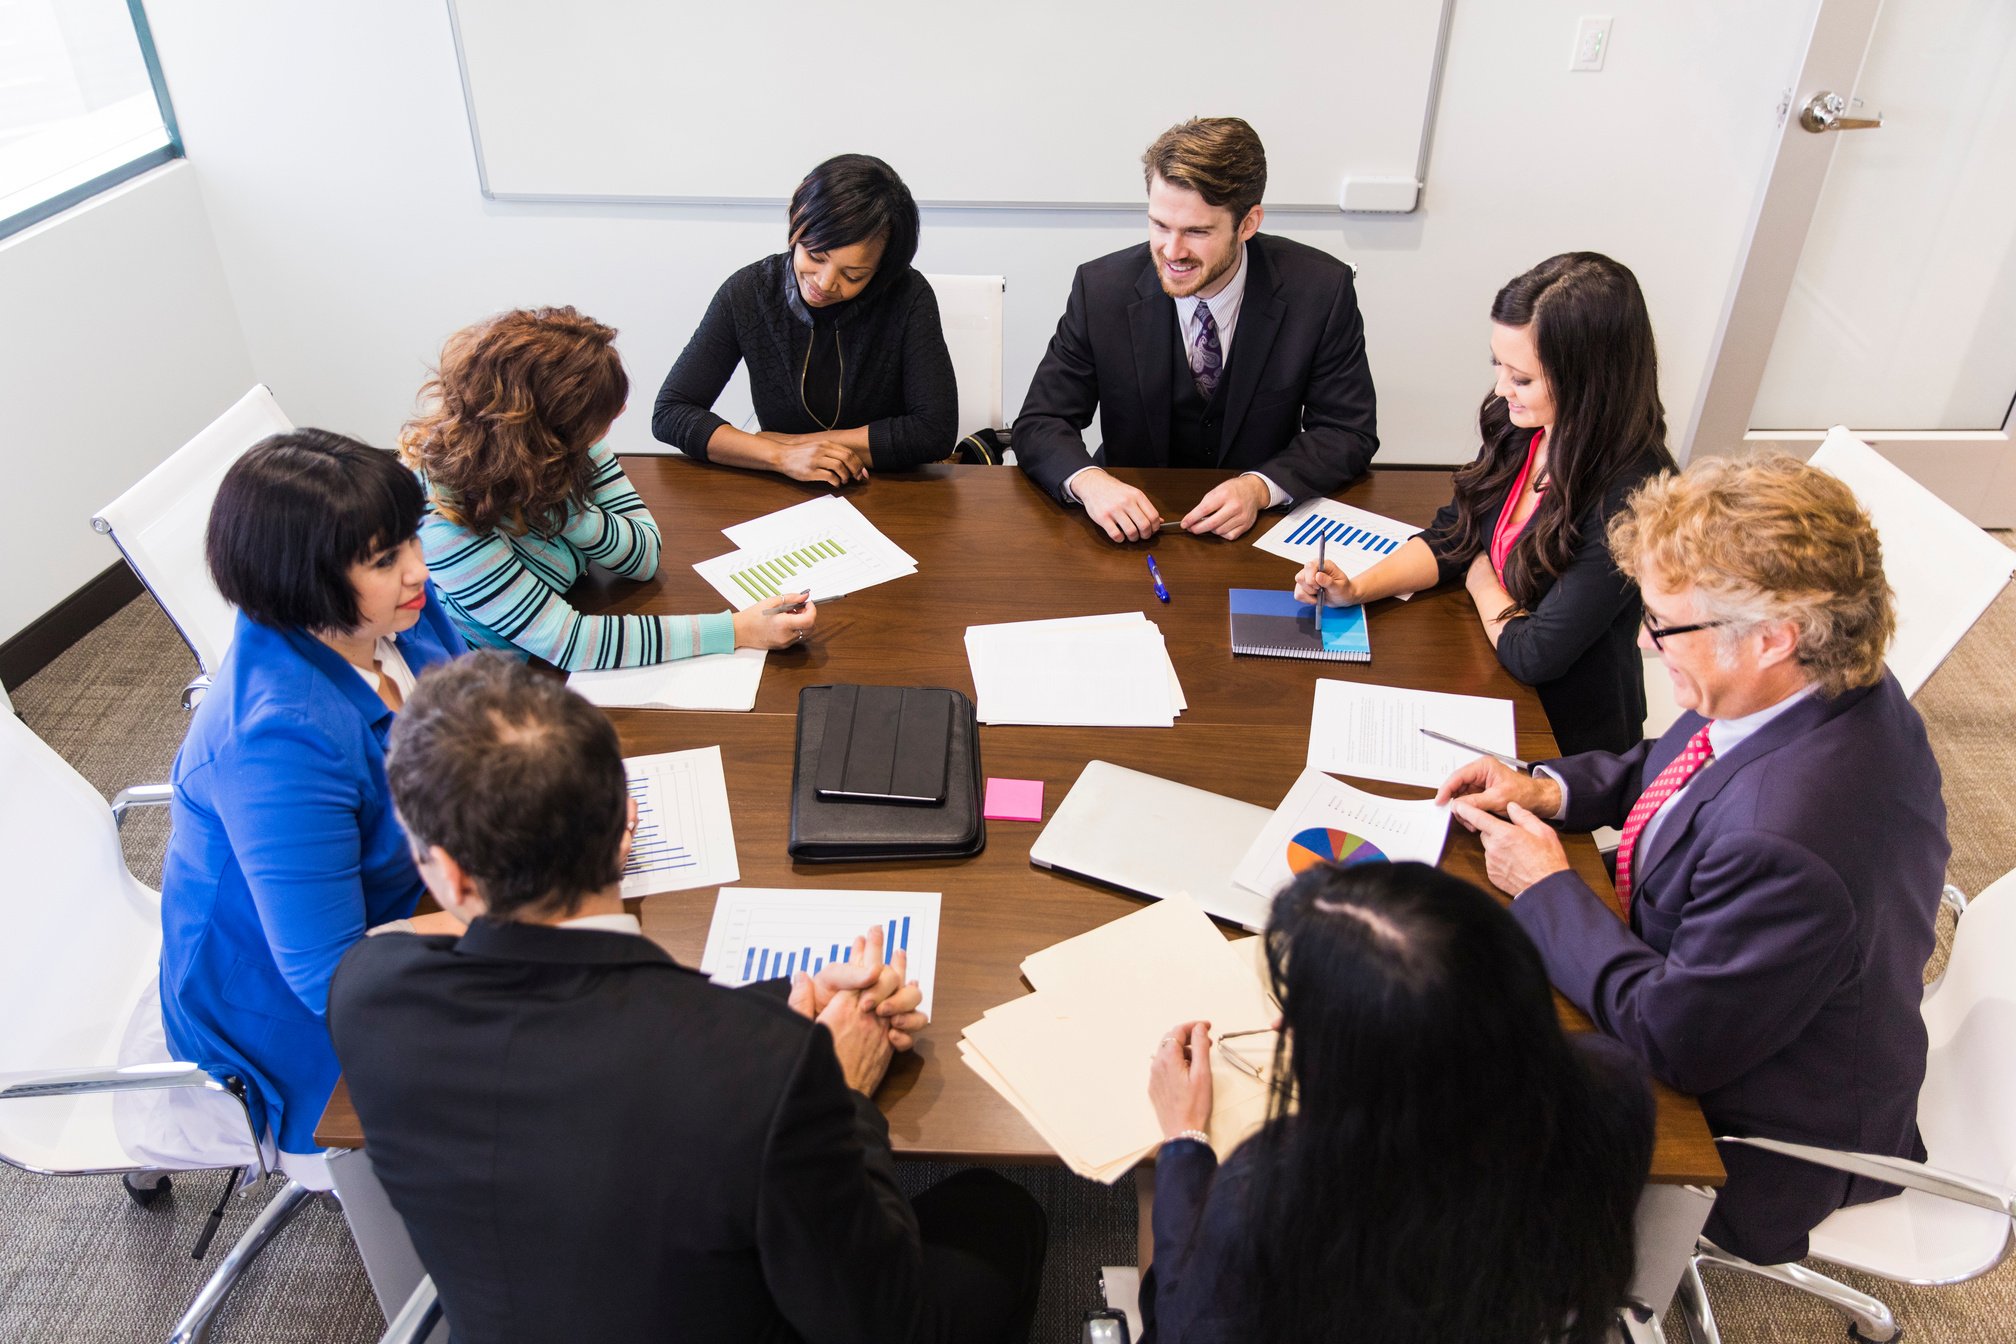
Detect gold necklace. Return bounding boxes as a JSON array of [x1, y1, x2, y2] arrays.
[[798, 325, 844, 432]]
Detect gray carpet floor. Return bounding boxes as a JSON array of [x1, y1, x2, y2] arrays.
[[5, 581, 2014, 1342]]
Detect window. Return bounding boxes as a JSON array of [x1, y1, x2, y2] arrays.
[[0, 0, 181, 241]]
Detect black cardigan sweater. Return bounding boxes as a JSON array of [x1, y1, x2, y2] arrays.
[[652, 253, 959, 469], [1425, 437, 1667, 756]]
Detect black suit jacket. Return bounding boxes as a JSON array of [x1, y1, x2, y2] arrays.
[[1424, 439, 1665, 755], [1014, 234, 1378, 502], [328, 919, 923, 1344]]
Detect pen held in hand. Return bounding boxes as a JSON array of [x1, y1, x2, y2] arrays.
[[1418, 727, 1530, 772], [1314, 536, 1327, 639], [764, 592, 840, 616]]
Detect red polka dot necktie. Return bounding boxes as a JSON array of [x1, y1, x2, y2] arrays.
[[1614, 726, 1714, 917]]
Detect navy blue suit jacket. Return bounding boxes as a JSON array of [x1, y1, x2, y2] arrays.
[[1513, 673, 1948, 1262]]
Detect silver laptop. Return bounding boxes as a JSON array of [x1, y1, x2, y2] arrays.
[[1029, 760, 1276, 931]]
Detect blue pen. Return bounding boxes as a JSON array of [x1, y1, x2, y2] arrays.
[[1146, 555, 1170, 603]]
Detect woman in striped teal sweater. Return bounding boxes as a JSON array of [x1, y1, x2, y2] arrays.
[[400, 307, 813, 669]]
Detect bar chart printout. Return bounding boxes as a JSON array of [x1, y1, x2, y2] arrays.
[[619, 746, 740, 898], [699, 889, 942, 1016], [1252, 499, 1421, 574]]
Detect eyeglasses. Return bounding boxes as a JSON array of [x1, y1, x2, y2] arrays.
[[1214, 1027, 1278, 1083], [1641, 613, 1731, 651]]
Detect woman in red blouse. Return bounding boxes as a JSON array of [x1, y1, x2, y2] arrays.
[[1296, 253, 1674, 753]]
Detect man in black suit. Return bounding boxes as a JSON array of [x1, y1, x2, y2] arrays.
[[328, 654, 1045, 1344], [1015, 117, 1378, 542]]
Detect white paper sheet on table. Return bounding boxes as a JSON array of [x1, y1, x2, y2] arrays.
[[1307, 679, 1517, 787], [1252, 499, 1422, 598], [620, 746, 740, 897], [698, 887, 940, 1015], [965, 612, 1185, 726], [695, 495, 917, 607], [568, 647, 766, 711], [1231, 766, 1452, 899]]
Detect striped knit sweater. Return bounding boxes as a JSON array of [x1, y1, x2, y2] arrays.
[[414, 442, 735, 671]]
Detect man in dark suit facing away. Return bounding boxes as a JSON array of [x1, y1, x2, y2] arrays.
[[1014, 116, 1378, 543], [1439, 455, 1949, 1267], [328, 654, 1045, 1344]]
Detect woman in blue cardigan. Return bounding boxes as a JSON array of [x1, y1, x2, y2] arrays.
[[151, 430, 466, 1188]]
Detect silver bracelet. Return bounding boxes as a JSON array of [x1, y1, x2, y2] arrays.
[[1165, 1128, 1211, 1148]]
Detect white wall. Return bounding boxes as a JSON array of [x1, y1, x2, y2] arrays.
[[151, 2, 1827, 466], [141, 2, 1818, 471], [0, 161, 254, 644]]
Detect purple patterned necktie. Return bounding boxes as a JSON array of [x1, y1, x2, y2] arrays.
[[1191, 301, 1223, 402]]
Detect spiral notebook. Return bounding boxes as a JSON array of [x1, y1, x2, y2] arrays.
[[1227, 588, 1370, 662]]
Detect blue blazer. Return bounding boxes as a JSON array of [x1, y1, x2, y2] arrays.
[[158, 594, 466, 1154], [1513, 673, 1949, 1263]]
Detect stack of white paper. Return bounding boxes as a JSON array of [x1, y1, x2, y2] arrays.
[[1307, 679, 1517, 788], [698, 888, 941, 1015], [960, 896, 1279, 1183], [569, 647, 767, 712], [965, 613, 1187, 727], [692, 495, 917, 607], [1231, 767, 1452, 900], [619, 746, 741, 898]]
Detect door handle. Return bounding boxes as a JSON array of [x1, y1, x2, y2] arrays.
[[1799, 91, 1884, 133]]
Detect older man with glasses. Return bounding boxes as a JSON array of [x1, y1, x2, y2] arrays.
[[1434, 454, 1949, 1269]]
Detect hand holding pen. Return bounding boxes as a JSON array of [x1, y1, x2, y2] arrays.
[[732, 591, 818, 649]]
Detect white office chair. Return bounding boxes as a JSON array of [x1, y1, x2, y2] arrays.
[[0, 709, 317, 1344], [1809, 427, 2016, 698], [1677, 875, 2016, 1343], [377, 1275, 444, 1344], [90, 385, 295, 708], [922, 273, 1006, 440]]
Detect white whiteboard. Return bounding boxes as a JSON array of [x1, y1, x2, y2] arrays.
[[447, 0, 1453, 211]]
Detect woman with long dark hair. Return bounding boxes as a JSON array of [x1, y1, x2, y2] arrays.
[[1297, 253, 1673, 753], [652, 153, 958, 483], [1141, 862, 1653, 1344]]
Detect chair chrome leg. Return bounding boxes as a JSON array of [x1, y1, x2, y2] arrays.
[[165, 1179, 317, 1344], [1617, 1297, 1670, 1343], [1677, 1255, 1723, 1344], [1693, 1237, 1900, 1343]]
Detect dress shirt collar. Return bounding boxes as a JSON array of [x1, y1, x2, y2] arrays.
[[1706, 684, 1814, 758], [1173, 241, 1250, 356], [556, 912, 643, 936]]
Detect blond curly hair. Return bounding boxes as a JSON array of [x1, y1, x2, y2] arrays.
[[1608, 453, 1893, 696]]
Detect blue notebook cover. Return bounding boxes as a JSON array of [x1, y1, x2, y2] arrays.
[[1227, 588, 1370, 662]]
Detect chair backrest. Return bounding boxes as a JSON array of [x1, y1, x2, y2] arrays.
[[1919, 868, 2016, 1188], [0, 713, 162, 1171], [1809, 427, 2015, 697], [91, 385, 295, 677], [922, 274, 1005, 438]]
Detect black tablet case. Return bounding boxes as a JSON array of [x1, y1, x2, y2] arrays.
[[789, 685, 985, 862]]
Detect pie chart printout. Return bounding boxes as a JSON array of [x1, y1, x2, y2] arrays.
[[1286, 826, 1389, 873]]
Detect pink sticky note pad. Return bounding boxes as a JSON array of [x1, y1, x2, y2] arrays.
[[984, 777, 1045, 823]]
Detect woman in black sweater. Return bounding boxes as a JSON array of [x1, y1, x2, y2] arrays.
[[652, 154, 958, 485], [1296, 252, 1675, 754]]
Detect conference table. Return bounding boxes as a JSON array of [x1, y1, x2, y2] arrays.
[[316, 459, 1721, 1310]]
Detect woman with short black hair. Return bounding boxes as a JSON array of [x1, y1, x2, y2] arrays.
[[1141, 862, 1653, 1344], [652, 153, 958, 483], [143, 429, 466, 1188]]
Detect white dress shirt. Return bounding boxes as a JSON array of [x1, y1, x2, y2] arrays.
[[556, 912, 643, 936], [349, 637, 416, 700]]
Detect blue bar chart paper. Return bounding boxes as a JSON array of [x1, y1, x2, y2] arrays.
[[700, 889, 942, 1016], [1252, 498, 1421, 579], [619, 746, 740, 898]]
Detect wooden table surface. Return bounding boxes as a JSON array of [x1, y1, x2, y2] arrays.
[[317, 460, 1722, 1187]]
